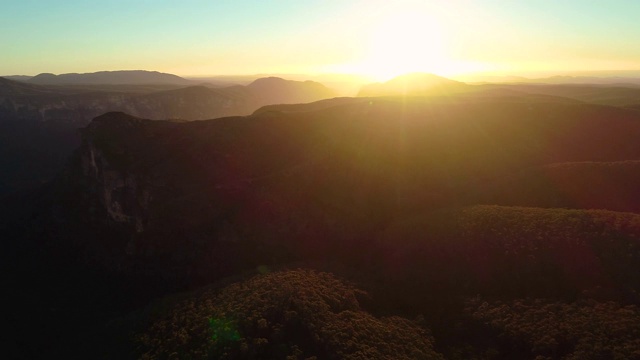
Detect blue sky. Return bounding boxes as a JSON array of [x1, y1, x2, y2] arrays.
[[1, 0, 639, 78]]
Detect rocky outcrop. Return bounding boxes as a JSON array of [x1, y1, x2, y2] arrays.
[[81, 131, 150, 232]]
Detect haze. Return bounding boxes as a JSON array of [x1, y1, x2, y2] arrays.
[[2, 0, 640, 81]]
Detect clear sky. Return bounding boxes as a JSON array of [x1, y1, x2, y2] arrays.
[[1, 0, 639, 80]]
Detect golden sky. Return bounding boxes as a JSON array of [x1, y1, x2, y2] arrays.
[[2, 0, 639, 80]]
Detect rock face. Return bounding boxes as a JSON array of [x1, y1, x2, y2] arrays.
[[80, 115, 152, 233], [56, 95, 640, 289]]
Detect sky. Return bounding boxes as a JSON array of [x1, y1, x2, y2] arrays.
[[1, 0, 639, 80]]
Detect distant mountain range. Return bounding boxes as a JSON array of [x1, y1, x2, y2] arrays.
[[476, 83, 640, 107], [466, 74, 640, 85], [358, 72, 468, 96], [0, 75, 335, 121], [357, 72, 640, 107], [8, 70, 193, 85], [6, 70, 640, 198]]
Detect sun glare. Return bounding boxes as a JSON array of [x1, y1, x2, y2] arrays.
[[327, 8, 489, 82], [363, 12, 448, 80]]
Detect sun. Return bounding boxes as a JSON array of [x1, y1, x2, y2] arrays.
[[337, 9, 482, 82], [324, 6, 490, 82], [362, 11, 449, 80]]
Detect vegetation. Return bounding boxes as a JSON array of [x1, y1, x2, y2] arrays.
[[137, 270, 444, 360], [380, 205, 640, 300], [468, 298, 640, 359]]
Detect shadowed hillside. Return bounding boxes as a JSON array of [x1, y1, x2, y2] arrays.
[[40, 96, 640, 289], [8, 91, 640, 359]]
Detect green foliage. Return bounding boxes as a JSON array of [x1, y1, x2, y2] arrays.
[[137, 269, 444, 360], [468, 297, 640, 359], [208, 317, 240, 343]]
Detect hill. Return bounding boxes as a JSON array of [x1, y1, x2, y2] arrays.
[[27, 70, 193, 85], [247, 76, 336, 104], [358, 73, 469, 97]]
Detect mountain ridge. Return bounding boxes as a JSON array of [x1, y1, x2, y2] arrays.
[[27, 70, 193, 85], [358, 72, 468, 97]]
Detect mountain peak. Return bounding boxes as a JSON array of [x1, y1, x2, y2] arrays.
[[246, 77, 335, 103], [358, 72, 467, 97], [247, 76, 290, 87]]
